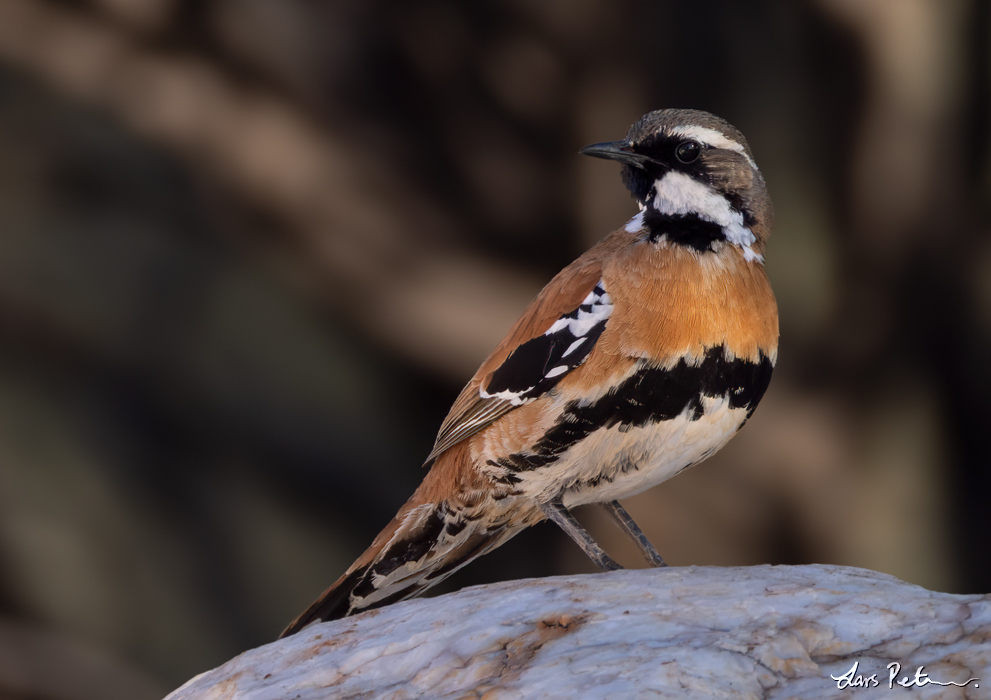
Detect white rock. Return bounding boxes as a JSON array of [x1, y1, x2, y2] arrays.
[[166, 565, 991, 699]]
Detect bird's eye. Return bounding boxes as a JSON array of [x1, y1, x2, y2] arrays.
[[675, 140, 702, 164]]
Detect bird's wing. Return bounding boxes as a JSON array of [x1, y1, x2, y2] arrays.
[[426, 262, 608, 464]]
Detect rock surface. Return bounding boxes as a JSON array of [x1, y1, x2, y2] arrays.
[[166, 565, 991, 699]]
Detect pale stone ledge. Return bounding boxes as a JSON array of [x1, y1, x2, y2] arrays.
[[165, 565, 990, 699]]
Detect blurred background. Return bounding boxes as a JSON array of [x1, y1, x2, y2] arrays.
[[0, 0, 987, 696]]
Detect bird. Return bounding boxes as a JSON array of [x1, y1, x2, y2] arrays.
[[280, 108, 778, 637]]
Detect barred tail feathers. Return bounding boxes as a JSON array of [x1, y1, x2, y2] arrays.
[[280, 501, 499, 637]]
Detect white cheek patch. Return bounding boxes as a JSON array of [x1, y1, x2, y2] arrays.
[[652, 171, 762, 263], [670, 124, 757, 170]]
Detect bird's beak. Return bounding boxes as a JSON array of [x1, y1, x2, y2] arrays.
[[580, 140, 649, 168]]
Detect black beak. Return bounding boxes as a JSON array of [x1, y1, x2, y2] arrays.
[[579, 140, 649, 168]]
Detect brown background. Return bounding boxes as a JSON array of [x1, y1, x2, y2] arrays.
[[0, 0, 987, 696]]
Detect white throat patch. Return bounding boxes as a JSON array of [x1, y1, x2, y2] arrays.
[[652, 171, 762, 262]]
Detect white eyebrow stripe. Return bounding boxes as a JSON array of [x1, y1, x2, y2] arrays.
[[670, 125, 757, 170]]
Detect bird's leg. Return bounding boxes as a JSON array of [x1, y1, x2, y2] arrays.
[[540, 498, 622, 571], [601, 500, 667, 568]]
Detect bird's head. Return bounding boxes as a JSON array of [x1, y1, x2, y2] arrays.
[[581, 109, 772, 260]]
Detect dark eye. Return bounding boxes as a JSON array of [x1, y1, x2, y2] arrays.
[[675, 140, 701, 164]]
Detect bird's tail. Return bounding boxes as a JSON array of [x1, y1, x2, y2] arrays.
[[280, 447, 526, 637]]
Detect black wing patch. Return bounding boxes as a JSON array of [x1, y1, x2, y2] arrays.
[[481, 282, 612, 405], [425, 281, 613, 464]]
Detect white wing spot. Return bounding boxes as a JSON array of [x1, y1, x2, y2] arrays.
[[561, 338, 587, 358], [478, 387, 531, 405], [544, 284, 613, 339]]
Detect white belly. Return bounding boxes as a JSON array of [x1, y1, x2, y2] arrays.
[[518, 395, 748, 507]]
